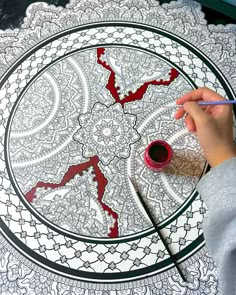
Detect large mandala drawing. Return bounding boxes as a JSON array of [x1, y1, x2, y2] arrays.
[[0, 0, 235, 294]]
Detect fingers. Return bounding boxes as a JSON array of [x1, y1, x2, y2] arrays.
[[175, 87, 226, 120], [183, 101, 209, 125], [175, 101, 206, 131], [174, 107, 185, 120], [176, 87, 225, 105], [184, 113, 196, 132]]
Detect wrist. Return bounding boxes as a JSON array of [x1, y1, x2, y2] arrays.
[[208, 146, 236, 168]]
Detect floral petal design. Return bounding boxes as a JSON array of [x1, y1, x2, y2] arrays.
[[74, 103, 140, 165]]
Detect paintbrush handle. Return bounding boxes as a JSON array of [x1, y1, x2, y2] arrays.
[[135, 190, 186, 282], [165, 100, 236, 108]]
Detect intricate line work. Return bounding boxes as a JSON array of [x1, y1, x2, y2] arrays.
[[0, 0, 235, 293], [97, 47, 180, 106], [74, 102, 140, 165], [26, 156, 119, 237]]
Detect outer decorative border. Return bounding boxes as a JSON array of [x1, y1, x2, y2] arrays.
[[0, 0, 235, 93], [0, 0, 235, 293]]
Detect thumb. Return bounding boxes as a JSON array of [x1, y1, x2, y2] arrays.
[[183, 101, 209, 125]]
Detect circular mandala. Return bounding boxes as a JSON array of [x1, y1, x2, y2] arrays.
[[7, 45, 206, 239], [0, 0, 235, 291]]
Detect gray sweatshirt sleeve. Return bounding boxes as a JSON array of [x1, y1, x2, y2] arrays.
[[197, 157, 236, 295]]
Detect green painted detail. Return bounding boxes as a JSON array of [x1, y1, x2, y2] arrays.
[[174, 234, 205, 260]]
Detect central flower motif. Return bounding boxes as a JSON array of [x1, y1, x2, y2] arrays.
[[94, 119, 120, 145], [74, 103, 140, 165]]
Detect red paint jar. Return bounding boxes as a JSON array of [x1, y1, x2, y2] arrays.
[[144, 140, 173, 171]]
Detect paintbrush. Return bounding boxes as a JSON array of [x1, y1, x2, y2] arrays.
[[164, 100, 236, 108], [128, 176, 186, 282]]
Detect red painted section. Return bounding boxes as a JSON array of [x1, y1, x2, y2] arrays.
[[97, 47, 180, 106], [25, 156, 119, 238], [25, 48, 179, 239], [97, 47, 120, 101], [91, 156, 119, 237]]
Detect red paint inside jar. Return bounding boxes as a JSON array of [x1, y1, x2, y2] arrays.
[[149, 145, 168, 162], [144, 140, 172, 171]]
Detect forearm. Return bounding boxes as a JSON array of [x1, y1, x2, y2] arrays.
[[197, 157, 236, 294]]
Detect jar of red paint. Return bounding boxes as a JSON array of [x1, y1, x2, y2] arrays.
[[144, 140, 173, 171]]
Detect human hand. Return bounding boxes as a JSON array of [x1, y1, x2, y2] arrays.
[[175, 87, 236, 168]]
